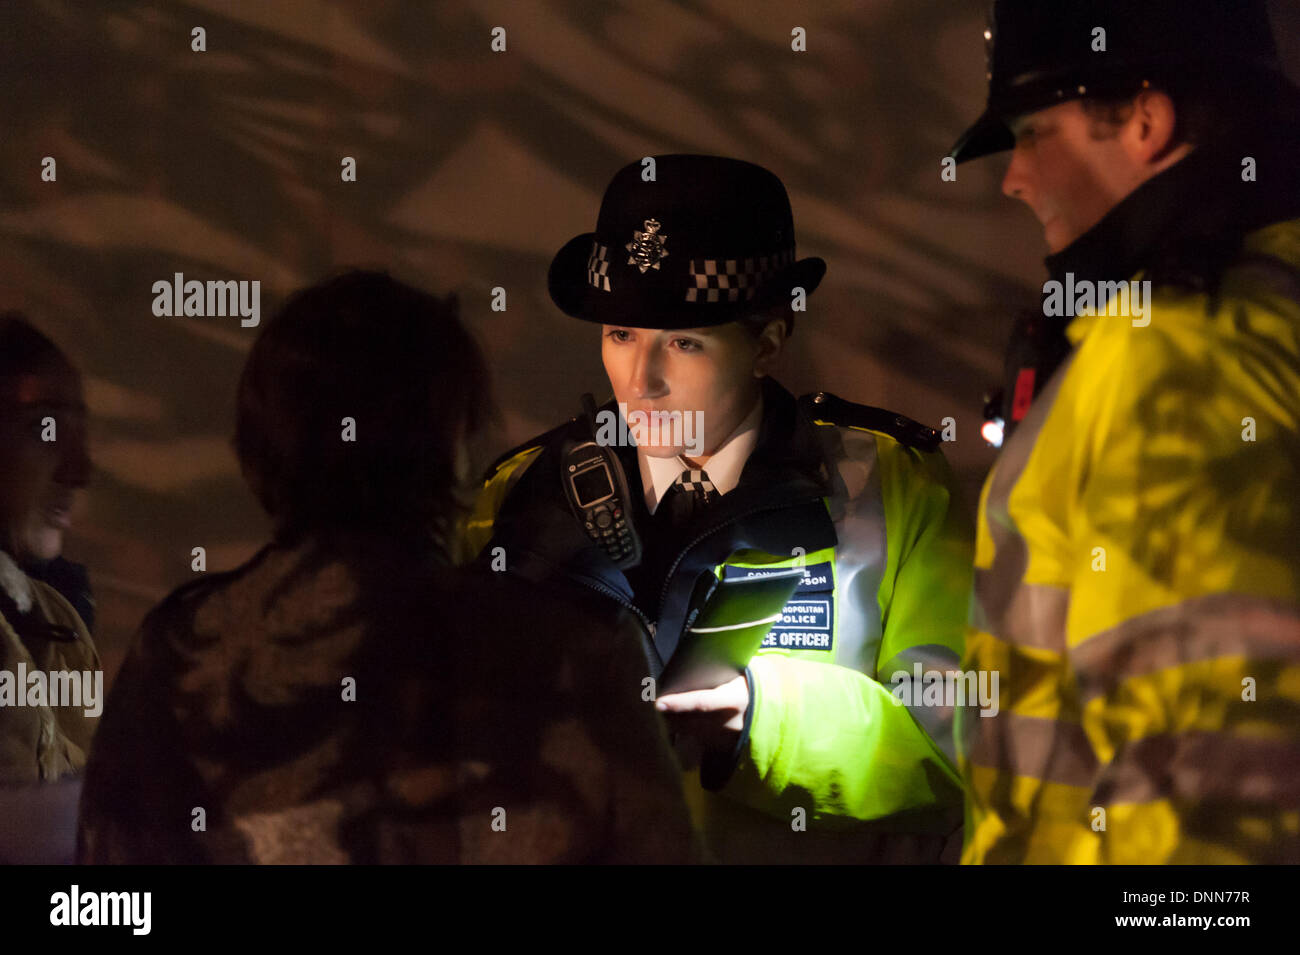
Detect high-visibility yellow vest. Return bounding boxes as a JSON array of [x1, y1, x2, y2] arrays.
[[962, 217, 1300, 864]]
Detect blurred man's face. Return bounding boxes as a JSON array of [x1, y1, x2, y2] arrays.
[[998, 99, 1190, 254], [1001, 100, 1150, 253], [0, 365, 91, 563], [601, 322, 769, 461]]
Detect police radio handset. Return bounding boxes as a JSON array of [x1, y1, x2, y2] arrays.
[[561, 394, 642, 569]]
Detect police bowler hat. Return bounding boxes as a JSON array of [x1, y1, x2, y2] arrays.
[[951, 0, 1290, 164], [548, 155, 825, 329]]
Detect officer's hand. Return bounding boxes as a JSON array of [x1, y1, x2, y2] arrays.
[[655, 674, 749, 770]]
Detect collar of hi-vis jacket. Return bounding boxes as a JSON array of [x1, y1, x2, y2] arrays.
[[1047, 138, 1300, 348], [489, 376, 839, 666]]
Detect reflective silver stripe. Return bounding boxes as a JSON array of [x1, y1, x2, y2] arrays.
[[964, 709, 1098, 788], [1095, 731, 1300, 808], [973, 355, 1074, 651], [690, 612, 782, 633], [820, 425, 885, 675], [821, 426, 971, 764], [888, 644, 964, 765], [971, 576, 1069, 653], [1071, 593, 1300, 703]]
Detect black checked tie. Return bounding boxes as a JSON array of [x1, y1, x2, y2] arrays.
[[659, 468, 720, 531]]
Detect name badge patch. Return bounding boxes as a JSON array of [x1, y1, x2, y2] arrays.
[[722, 561, 835, 651]]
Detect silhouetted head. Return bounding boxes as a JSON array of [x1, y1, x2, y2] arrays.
[[234, 270, 491, 552]]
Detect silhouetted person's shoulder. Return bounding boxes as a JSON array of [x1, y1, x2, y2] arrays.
[[78, 532, 700, 864]]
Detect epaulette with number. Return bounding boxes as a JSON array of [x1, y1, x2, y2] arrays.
[[798, 391, 942, 453]]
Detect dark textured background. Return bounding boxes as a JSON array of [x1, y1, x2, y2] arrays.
[[3, 0, 1298, 680]]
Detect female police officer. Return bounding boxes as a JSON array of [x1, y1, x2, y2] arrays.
[[460, 155, 974, 863]]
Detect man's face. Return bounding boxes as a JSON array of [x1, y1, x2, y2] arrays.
[[0, 365, 91, 563], [601, 322, 765, 460], [1001, 100, 1141, 253]]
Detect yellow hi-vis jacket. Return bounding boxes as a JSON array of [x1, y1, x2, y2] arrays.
[[960, 217, 1300, 864], [459, 382, 972, 863]]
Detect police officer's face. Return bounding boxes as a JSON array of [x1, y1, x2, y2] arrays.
[[0, 366, 91, 563], [1001, 97, 1187, 253], [601, 322, 775, 460]]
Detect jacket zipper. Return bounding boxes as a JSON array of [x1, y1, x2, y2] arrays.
[[571, 572, 657, 640], [656, 493, 826, 621], [564, 492, 825, 645]]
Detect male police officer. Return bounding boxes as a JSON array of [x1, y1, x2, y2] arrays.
[[460, 155, 974, 863], [951, 0, 1300, 863]]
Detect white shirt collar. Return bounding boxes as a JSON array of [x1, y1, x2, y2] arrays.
[[638, 395, 763, 515]]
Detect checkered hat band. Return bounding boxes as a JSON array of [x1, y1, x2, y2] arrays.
[[587, 241, 611, 292], [685, 248, 797, 303]]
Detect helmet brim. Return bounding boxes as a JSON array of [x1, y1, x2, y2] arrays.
[[949, 108, 1016, 165]]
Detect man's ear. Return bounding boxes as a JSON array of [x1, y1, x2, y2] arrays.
[[1122, 88, 1181, 165], [753, 316, 788, 377]]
